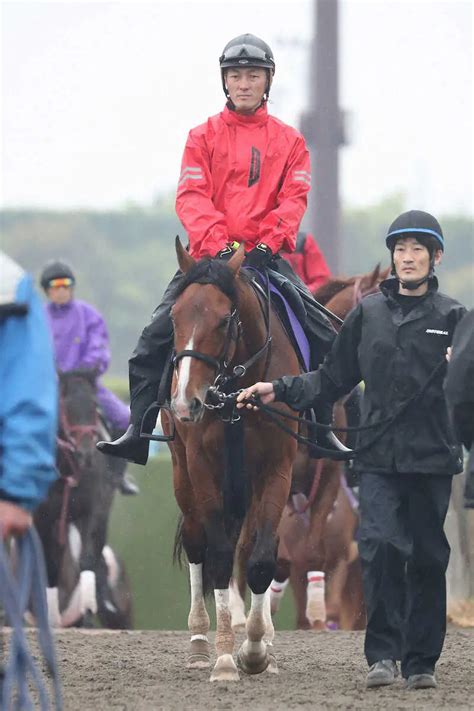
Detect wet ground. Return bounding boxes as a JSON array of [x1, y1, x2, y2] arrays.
[[24, 627, 474, 710]]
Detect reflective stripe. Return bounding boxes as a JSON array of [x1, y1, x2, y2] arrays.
[[178, 174, 204, 187], [293, 176, 311, 186], [294, 170, 311, 178], [179, 166, 203, 178]]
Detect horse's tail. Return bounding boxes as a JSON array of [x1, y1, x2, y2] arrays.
[[172, 514, 214, 598], [222, 419, 249, 545]]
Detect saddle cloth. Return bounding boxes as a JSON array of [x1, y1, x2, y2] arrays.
[[246, 267, 310, 372]]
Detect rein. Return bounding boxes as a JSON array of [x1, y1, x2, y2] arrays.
[[55, 388, 100, 545]]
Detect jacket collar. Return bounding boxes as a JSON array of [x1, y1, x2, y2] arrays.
[[380, 276, 439, 299], [381, 277, 439, 324], [221, 103, 269, 126]]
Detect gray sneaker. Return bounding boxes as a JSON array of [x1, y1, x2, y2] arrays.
[[405, 673, 437, 690], [366, 659, 399, 688]]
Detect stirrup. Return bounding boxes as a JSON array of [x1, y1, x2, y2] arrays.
[[139, 402, 175, 442]]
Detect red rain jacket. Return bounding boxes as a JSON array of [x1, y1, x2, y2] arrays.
[[176, 104, 311, 259], [282, 232, 332, 293]]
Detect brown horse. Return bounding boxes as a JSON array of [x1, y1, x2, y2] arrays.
[[161, 240, 301, 681], [238, 264, 389, 631]]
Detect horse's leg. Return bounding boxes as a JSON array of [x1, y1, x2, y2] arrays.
[[269, 514, 292, 616], [304, 461, 341, 630], [205, 512, 239, 682], [182, 517, 211, 669], [34, 504, 64, 627], [229, 576, 246, 631], [238, 466, 291, 675]]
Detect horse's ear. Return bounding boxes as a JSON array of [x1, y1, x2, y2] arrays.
[[175, 236, 195, 274], [226, 244, 246, 275], [380, 265, 391, 280], [368, 263, 380, 288]]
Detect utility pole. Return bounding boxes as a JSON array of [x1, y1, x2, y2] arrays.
[[300, 0, 346, 273]]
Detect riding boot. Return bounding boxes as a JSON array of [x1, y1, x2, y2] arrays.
[[313, 401, 353, 458]]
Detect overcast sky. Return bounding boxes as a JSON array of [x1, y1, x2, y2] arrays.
[[1, 0, 472, 215]]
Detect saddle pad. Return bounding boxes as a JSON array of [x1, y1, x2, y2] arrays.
[[246, 268, 310, 372]]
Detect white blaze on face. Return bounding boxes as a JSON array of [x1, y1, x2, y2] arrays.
[[174, 327, 196, 415]]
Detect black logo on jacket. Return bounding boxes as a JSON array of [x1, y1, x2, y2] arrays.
[[248, 147, 261, 187]]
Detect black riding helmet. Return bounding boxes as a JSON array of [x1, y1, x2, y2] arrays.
[[219, 34, 275, 100], [40, 260, 76, 290], [386, 210, 444, 290]]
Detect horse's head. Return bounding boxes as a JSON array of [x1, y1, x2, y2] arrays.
[[170, 238, 245, 422], [58, 369, 99, 464], [315, 263, 391, 322]]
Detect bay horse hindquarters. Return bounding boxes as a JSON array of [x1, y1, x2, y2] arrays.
[[163, 241, 299, 681]]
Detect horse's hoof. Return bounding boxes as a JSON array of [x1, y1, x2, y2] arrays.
[[187, 654, 211, 669], [237, 642, 269, 675], [187, 637, 211, 668], [266, 651, 279, 675], [209, 654, 239, 682], [310, 620, 327, 632]]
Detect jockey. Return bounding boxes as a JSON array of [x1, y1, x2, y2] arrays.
[[282, 232, 332, 293], [99, 33, 346, 466], [237, 210, 466, 691], [40, 260, 138, 495], [0, 252, 57, 535]]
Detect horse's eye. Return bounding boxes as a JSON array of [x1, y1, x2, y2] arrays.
[[218, 316, 230, 329]]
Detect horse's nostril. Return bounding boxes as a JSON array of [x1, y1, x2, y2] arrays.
[[190, 397, 203, 416]]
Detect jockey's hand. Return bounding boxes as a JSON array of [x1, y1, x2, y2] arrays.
[[216, 242, 240, 261], [446, 346, 452, 363], [0, 501, 32, 539], [244, 244, 273, 270], [236, 382, 275, 410]]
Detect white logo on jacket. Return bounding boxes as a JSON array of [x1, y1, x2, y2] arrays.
[[426, 328, 449, 335]]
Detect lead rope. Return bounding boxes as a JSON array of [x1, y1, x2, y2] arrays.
[[0, 527, 63, 710], [252, 358, 447, 460]]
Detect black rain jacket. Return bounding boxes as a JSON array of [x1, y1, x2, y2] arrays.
[[273, 278, 466, 476]]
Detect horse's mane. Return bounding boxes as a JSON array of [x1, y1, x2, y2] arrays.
[[314, 276, 356, 305], [174, 258, 250, 305]]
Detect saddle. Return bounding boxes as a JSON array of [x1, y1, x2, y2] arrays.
[[250, 268, 310, 373]]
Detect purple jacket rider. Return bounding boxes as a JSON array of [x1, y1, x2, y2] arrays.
[[45, 299, 129, 430]]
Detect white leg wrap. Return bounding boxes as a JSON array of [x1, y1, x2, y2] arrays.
[[306, 570, 326, 625], [46, 587, 62, 628], [229, 577, 247, 628]]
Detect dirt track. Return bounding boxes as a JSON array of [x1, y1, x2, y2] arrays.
[[31, 627, 474, 709]]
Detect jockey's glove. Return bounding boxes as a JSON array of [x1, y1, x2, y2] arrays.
[[244, 243, 273, 269], [216, 242, 240, 260]]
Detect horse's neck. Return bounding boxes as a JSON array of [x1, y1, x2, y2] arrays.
[[234, 280, 269, 370]]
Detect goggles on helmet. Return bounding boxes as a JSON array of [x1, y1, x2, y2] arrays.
[[47, 277, 74, 288]]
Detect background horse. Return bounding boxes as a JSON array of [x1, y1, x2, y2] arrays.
[[162, 241, 301, 681], [237, 265, 389, 631], [33, 369, 132, 629]]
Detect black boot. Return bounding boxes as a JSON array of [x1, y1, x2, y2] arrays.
[[313, 402, 353, 459], [97, 425, 150, 466]]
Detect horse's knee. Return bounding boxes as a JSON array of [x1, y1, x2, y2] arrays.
[[247, 556, 275, 594], [247, 525, 278, 595], [209, 543, 234, 589]]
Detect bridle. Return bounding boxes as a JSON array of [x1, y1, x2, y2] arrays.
[[173, 274, 273, 420], [55, 380, 100, 546]]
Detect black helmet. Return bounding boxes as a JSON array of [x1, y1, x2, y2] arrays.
[[219, 34, 275, 98], [386, 210, 444, 252], [386, 211, 444, 290], [40, 260, 76, 290]]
